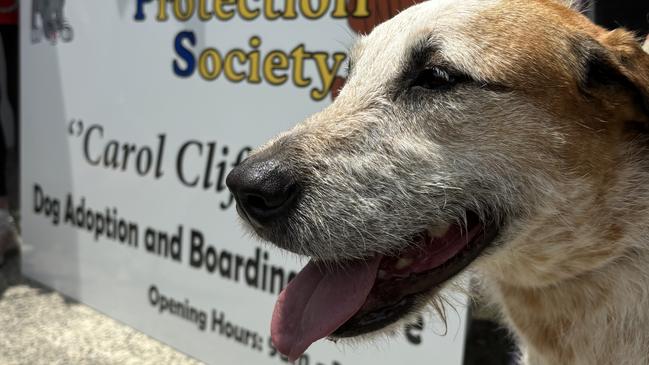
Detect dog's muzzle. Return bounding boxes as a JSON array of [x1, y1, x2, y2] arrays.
[[226, 155, 300, 228]]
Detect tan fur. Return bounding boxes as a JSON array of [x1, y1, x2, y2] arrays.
[[466, 2, 649, 364], [240, 0, 649, 363]]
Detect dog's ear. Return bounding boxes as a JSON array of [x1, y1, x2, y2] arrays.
[[576, 30, 649, 123]]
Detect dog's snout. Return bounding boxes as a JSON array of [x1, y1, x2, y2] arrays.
[[226, 158, 299, 225]]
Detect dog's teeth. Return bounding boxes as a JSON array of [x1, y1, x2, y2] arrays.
[[378, 270, 387, 279], [428, 223, 451, 238], [395, 258, 413, 270]]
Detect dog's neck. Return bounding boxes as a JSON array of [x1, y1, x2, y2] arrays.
[[488, 262, 649, 365], [479, 153, 649, 365]]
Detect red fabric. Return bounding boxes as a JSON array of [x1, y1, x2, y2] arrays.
[[0, 0, 17, 25]]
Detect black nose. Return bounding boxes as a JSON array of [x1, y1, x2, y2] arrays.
[[226, 158, 299, 226]]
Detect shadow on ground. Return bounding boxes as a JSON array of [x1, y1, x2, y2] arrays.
[[0, 252, 57, 299]]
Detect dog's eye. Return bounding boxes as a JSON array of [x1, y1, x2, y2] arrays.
[[411, 67, 457, 91]]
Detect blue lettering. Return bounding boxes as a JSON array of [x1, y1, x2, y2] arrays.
[[134, 0, 154, 21], [173, 31, 196, 77]]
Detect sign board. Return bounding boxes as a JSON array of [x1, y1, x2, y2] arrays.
[[20, 1, 468, 364]]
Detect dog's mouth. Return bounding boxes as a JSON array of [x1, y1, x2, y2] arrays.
[[271, 211, 499, 361]]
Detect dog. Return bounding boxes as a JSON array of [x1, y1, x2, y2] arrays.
[[226, 0, 649, 364]]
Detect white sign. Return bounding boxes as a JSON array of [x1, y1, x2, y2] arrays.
[[20, 1, 467, 364]]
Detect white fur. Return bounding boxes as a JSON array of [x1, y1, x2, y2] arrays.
[[246, 1, 649, 364]]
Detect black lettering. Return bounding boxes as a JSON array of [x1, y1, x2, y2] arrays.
[[176, 141, 202, 187], [405, 315, 424, 345], [189, 229, 204, 268], [83, 125, 103, 166], [246, 248, 260, 287]]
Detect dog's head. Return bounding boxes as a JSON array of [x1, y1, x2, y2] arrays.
[[227, 0, 649, 359]]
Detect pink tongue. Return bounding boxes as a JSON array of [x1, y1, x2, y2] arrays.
[[271, 257, 381, 361]]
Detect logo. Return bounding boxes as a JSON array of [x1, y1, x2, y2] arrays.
[[134, 0, 425, 101], [31, 0, 73, 44]]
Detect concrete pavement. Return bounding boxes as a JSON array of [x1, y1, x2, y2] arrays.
[[0, 254, 202, 365]]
